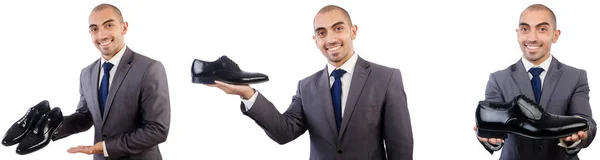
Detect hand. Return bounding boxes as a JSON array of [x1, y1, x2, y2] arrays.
[[67, 142, 103, 155], [205, 80, 255, 99], [474, 126, 504, 145], [561, 130, 588, 142]]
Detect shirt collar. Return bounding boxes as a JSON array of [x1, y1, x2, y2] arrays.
[[522, 54, 552, 72], [327, 52, 358, 77], [101, 45, 127, 66]]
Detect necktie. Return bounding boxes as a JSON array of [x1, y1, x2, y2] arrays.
[[529, 67, 544, 104], [331, 69, 346, 131], [99, 62, 114, 116]]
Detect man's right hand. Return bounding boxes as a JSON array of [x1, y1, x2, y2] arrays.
[[473, 126, 504, 145], [206, 80, 255, 99]]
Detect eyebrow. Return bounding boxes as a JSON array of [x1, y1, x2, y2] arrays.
[[89, 19, 116, 28], [519, 22, 551, 28], [314, 21, 346, 32]]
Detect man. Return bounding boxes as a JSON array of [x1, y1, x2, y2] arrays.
[[51, 3, 171, 160], [208, 5, 413, 160], [475, 4, 596, 160]]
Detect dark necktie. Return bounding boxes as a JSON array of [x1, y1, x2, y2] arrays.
[[529, 67, 544, 104], [99, 62, 114, 116], [331, 69, 346, 131]]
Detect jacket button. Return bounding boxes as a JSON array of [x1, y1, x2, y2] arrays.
[[537, 145, 543, 150], [337, 149, 343, 154], [102, 133, 107, 137]]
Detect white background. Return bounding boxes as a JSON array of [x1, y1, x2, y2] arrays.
[[0, 0, 598, 159]]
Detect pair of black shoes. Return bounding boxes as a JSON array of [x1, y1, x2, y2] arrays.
[[475, 95, 589, 154], [2, 100, 63, 155], [191, 56, 269, 85]]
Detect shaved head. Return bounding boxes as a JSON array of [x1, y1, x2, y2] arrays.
[[520, 4, 556, 29], [314, 5, 353, 27], [91, 3, 124, 22]]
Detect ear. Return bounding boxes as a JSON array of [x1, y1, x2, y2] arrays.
[[122, 21, 129, 35], [552, 29, 561, 43], [351, 25, 358, 40]]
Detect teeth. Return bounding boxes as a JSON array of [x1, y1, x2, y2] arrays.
[[526, 45, 540, 49], [327, 46, 341, 51], [100, 40, 112, 45]]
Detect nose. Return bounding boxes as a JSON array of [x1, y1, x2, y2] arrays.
[[326, 32, 338, 44], [97, 28, 110, 40], [527, 30, 538, 42]]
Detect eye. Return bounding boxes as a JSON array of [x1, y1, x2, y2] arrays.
[[539, 28, 547, 32], [335, 26, 344, 31], [316, 31, 325, 37], [107, 24, 113, 28]]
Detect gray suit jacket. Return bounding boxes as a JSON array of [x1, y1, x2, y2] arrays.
[[241, 56, 413, 160], [484, 57, 596, 160], [54, 47, 171, 160]]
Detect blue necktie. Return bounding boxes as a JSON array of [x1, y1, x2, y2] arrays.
[[99, 62, 114, 116], [331, 69, 346, 131], [529, 67, 544, 104]]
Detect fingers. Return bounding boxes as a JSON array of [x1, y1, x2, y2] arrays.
[[578, 131, 588, 140], [473, 126, 477, 131], [477, 136, 504, 145], [67, 146, 92, 154], [571, 134, 580, 141], [214, 80, 228, 86]]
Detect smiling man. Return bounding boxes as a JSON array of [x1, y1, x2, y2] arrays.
[[474, 4, 596, 160], [51, 3, 171, 160], [207, 5, 413, 160]]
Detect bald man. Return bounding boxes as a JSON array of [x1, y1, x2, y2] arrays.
[[475, 4, 596, 160], [208, 5, 413, 160], [51, 3, 171, 160]]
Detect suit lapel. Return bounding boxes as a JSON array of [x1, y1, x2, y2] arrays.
[[317, 68, 338, 142], [338, 57, 370, 140], [102, 48, 133, 123], [89, 60, 103, 122], [539, 58, 563, 109], [510, 60, 536, 101]]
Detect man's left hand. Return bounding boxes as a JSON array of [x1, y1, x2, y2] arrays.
[[67, 142, 103, 155], [562, 130, 588, 142]]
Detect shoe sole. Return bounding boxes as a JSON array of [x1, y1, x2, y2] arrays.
[[192, 77, 268, 85], [477, 127, 588, 140]]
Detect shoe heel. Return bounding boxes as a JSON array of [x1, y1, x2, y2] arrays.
[[477, 129, 507, 139], [192, 77, 217, 84]]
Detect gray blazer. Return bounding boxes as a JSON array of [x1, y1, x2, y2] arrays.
[[241, 56, 413, 160], [484, 57, 596, 160], [53, 47, 171, 160]]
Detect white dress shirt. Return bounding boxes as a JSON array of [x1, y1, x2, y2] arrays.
[[98, 45, 127, 157], [242, 53, 359, 118], [521, 55, 581, 148]]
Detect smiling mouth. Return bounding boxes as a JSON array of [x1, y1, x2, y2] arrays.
[[326, 45, 342, 52], [525, 44, 542, 50], [98, 39, 113, 47]]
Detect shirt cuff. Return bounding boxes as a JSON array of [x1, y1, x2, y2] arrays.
[[103, 141, 108, 157], [241, 90, 258, 111], [558, 139, 582, 148]]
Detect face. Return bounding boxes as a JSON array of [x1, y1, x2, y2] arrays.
[[516, 9, 560, 64], [89, 9, 128, 58], [313, 10, 357, 66]]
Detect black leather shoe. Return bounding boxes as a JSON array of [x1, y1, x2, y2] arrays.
[[476, 95, 589, 140], [191, 56, 268, 84], [2, 100, 51, 146], [15, 107, 63, 155]]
